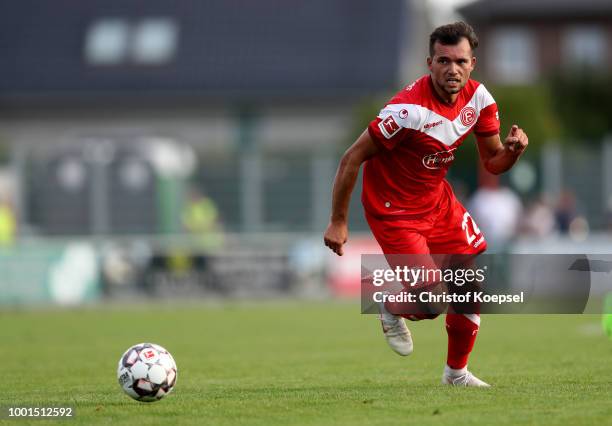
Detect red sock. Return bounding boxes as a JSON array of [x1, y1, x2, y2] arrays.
[[445, 313, 480, 369]]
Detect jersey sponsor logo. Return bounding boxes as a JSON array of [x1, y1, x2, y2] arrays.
[[379, 115, 401, 139], [399, 109, 408, 119], [460, 106, 477, 127], [422, 148, 456, 169], [423, 120, 443, 131]]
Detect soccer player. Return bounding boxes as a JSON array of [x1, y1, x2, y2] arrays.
[[323, 22, 528, 387]]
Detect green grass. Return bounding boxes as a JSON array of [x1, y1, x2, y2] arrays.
[[1, 301, 610, 425]]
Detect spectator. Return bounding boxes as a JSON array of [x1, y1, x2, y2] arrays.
[[0, 198, 16, 246], [182, 189, 223, 250], [554, 189, 578, 233], [468, 172, 522, 250], [520, 196, 556, 238]]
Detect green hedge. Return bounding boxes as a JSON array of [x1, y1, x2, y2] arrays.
[[550, 72, 612, 143]]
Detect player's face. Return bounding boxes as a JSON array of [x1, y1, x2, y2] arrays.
[[427, 38, 476, 101]]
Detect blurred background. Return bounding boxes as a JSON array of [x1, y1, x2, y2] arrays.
[[0, 0, 611, 306]]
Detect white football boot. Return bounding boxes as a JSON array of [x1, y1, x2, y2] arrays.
[[378, 298, 413, 356], [441, 366, 490, 387]]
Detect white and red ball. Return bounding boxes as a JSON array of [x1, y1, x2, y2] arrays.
[[117, 343, 177, 402]]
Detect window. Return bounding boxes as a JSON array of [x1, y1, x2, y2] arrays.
[[132, 18, 179, 65], [85, 17, 179, 66], [84, 19, 129, 65], [563, 26, 607, 69], [487, 27, 537, 84]]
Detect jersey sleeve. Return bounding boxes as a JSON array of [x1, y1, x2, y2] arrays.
[[474, 103, 500, 137], [367, 105, 412, 150], [473, 84, 500, 137]]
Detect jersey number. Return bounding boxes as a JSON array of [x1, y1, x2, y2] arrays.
[[461, 212, 481, 245]]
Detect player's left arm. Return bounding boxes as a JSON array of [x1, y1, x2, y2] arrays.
[[476, 125, 528, 175]]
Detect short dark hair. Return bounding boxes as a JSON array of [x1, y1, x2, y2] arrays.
[[429, 22, 479, 57]]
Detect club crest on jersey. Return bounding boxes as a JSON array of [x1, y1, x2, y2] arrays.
[[460, 107, 477, 127], [398, 109, 408, 119], [379, 115, 401, 139], [422, 148, 456, 170]]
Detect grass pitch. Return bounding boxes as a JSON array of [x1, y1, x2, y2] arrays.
[[1, 301, 610, 425]]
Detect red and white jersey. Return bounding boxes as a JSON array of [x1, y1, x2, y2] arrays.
[[363, 75, 499, 218]]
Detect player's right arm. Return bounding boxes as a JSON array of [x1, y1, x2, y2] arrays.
[[323, 129, 380, 256]]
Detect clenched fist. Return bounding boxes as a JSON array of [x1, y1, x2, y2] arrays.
[[324, 221, 348, 256], [504, 124, 528, 155]]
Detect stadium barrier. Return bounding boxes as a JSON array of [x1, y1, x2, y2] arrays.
[[2, 233, 612, 307]]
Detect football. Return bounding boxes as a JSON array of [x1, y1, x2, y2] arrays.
[[116, 343, 178, 402]]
